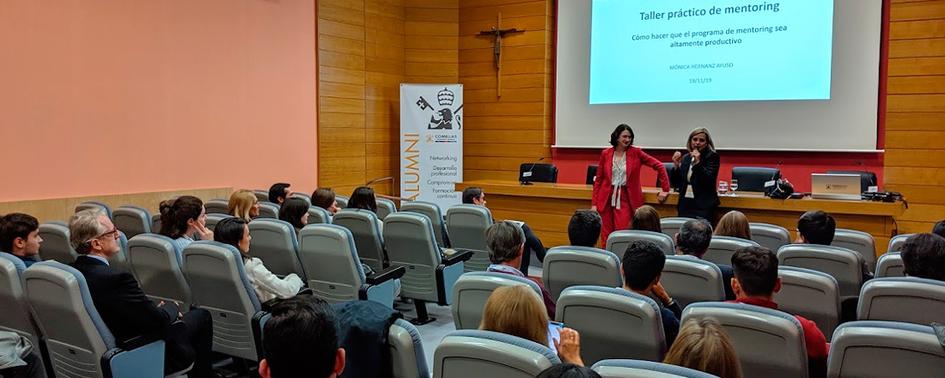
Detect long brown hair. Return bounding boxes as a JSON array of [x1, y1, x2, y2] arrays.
[[686, 127, 716, 152], [631, 205, 661, 233], [479, 285, 548, 345], [715, 211, 751, 240], [664, 318, 742, 378], [159, 196, 204, 239]]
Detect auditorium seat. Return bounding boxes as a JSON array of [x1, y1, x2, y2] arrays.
[[128, 233, 192, 306], [257, 202, 280, 219], [556, 286, 666, 365], [731, 167, 780, 192], [681, 302, 807, 378], [592, 359, 717, 378], [182, 241, 266, 362], [333, 209, 387, 272], [886, 233, 912, 253], [831, 228, 876, 273], [401, 201, 450, 248], [777, 244, 864, 300], [606, 230, 675, 258], [248, 219, 305, 279], [113, 205, 153, 238], [749, 222, 791, 251], [659, 217, 690, 239], [703, 236, 759, 267], [857, 277, 945, 326], [586, 164, 598, 185], [542, 246, 622, 301], [826, 170, 877, 193], [376, 197, 397, 220], [445, 204, 493, 272], [335, 194, 349, 208], [775, 266, 841, 339], [0, 253, 46, 370], [203, 199, 229, 215], [451, 271, 542, 330], [297, 224, 404, 308], [289, 192, 311, 205], [383, 212, 471, 324], [37, 222, 77, 264], [433, 330, 560, 378], [875, 252, 904, 278], [151, 214, 161, 234], [388, 318, 430, 378], [307, 206, 333, 224], [75, 200, 113, 219], [253, 189, 269, 203], [660, 255, 725, 308], [655, 162, 679, 189], [204, 213, 231, 231], [828, 321, 945, 378], [24, 261, 168, 377], [518, 162, 558, 183], [111, 231, 133, 275]]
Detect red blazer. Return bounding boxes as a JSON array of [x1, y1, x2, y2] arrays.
[[592, 146, 670, 211]]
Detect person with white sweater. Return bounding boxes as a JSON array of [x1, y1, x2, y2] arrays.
[[214, 217, 304, 306]]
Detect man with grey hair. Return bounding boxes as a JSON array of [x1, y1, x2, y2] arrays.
[[675, 218, 735, 300], [69, 209, 215, 377], [484, 221, 556, 318]]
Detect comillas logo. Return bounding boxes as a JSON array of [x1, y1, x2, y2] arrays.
[[415, 87, 464, 131]]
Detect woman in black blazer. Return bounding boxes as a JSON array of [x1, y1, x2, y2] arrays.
[[672, 128, 721, 222]]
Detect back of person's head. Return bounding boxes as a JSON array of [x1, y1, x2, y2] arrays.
[[537, 364, 602, 378], [677, 219, 713, 258], [730, 246, 779, 297], [715, 211, 751, 240], [568, 210, 602, 247], [621, 240, 666, 291], [228, 189, 258, 221], [69, 209, 108, 254], [933, 220, 945, 239], [479, 285, 548, 345], [797, 210, 835, 245], [278, 197, 310, 229], [631, 205, 661, 233], [486, 221, 524, 264], [462, 187, 483, 204], [159, 196, 204, 239], [347, 187, 377, 213], [901, 233, 945, 281], [311, 188, 337, 210], [214, 217, 249, 256], [268, 183, 291, 204], [261, 296, 344, 378], [0, 213, 40, 252], [664, 318, 742, 378]]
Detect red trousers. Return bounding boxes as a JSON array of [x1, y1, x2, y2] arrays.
[[599, 186, 634, 247]]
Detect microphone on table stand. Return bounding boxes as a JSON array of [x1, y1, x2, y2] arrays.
[[520, 157, 545, 185]]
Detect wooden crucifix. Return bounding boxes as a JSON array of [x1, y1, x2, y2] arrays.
[[477, 13, 524, 98]]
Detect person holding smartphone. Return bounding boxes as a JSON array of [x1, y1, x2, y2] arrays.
[[672, 127, 721, 222]]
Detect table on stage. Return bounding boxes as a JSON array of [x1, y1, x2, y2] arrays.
[[454, 180, 906, 257]]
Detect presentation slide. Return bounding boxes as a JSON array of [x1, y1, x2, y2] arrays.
[[590, 0, 834, 104]]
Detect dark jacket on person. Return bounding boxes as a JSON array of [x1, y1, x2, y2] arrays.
[[673, 149, 721, 220]]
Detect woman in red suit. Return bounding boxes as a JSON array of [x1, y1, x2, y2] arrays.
[[592, 124, 671, 244]]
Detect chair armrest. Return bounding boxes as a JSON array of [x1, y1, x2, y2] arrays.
[[366, 266, 406, 285], [252, 310, 270, 361], [443, 250, 473, 266], [116, 333, 162, 351], [102, 339, 165, 378]]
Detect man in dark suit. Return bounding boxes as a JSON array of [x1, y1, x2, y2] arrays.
[[675, 218, 735, 300], [68, 209, 214, 377]]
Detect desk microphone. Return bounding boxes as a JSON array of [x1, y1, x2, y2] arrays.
[[521, 157, 545, 185]]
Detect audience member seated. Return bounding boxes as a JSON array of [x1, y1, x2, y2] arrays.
[[797, 209, 872, 282], [278, 197, 310, 233], [677, 219, 735, 299], [69, 209, 214, 377], [900, 233, 945, 282], [159, 195, 213, 251], [214, 217, 304, 308], [630, 205, 662, 233], [932, 219, 945, 239], [347, 186, 383, 229], [268, 182, 292, 205], [729, 246, 828, 378], [714, 210, 751, 240], [567, 210, 602, 248], [259, 297, 345, 378], [312, 187, 341, 215], [0, 330, 46, 378], [228, 189, 260, 222], [0, 213, 43, 267], [537, 363, 601, 378], [663, 318, 742, 378], [621, 240, 681, 346], [464, 186, 546, 274], [480, 285, 583, 366], [485, 221, 556, 318]]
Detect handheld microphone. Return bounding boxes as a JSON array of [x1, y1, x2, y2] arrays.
[[521, 157, 546, 185]]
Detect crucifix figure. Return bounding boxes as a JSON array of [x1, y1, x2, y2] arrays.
[[477, 13, 524, 98]]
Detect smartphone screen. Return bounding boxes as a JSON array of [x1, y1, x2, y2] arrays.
[[547, 321, 564, 353]]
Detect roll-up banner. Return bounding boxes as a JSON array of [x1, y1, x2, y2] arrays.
[[400, 84, 464, 209]]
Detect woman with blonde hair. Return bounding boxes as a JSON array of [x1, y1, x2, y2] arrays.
[[664, 318, 742, 378], [228, 189, 260, 222], [715, 210, 752, 240], [630, 205, 661, 233], [671, 127, 721, 221], [480, 285, 585, 366]]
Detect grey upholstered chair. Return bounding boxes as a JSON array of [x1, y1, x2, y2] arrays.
[[660, 255, 725, 308], [128, 233, 192, 306], [775, 266, 841, 339], [333, 209, 387, 272], [248, 219, 305, 279], [542, 246, 622, 301], [38, 222, 78, 264], [401, 201, 449, 247], [445, 204, 494, 272], [592, 359, 717, 378], [606, 230, 675, 258], [451, 271, 542, 330], [827, 321, 945, 377], [433, 330, 560, 378], [703, 236, 759, 266], [749, 222, 791, 251], [857, 277, 945, 326], [113, 205, 153, 238]]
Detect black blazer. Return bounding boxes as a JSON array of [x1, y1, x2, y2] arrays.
[[673, 149, 721, 216], [72, 255, 178, 345]]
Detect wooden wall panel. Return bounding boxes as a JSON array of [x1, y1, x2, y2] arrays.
[[405, 0, 459, 83]]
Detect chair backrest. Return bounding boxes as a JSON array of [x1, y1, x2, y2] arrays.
[[704, 236, 759, 266], [257, 202, 280, 219], [38, 222, 78, 264], [875, 252, 904, 278], [383, 212, 445, 303], [297, 224, 366, 304], [660, 256, 725, 308], [182, 241, 262, 361], [433, 330, 560, 378], [542, 246, 623, 300], [205, 213, 231, 231], [681, 302, 807, 378], [451, 271, 542, 330], [775, 266, 841, 339], [110, 231, 133, 274], [655, 162, 679, 189], [401, 201, 448, 247], [290, 192, 312, 205], [749, 222, 791, 251], [128, 233, 192, 305], [886, 233, 912, 253], [75, 201, 113, 219], [592, 359, 717, 378], [827, 321, 945, 377], [376, 198, 397, 221], [335, 195, 349, 208], [389, 318, 430, 378], [831, 228, 876, 273], [857, 277, 945, 326], [659, 217, 690, 239], [333, 209, 386, 272], [777, 244, 864, 298], [113, 205, 152, 238], [519, 162, 558, 183], [204, 199, 230, 215], [606, 230, 675, 258], [253, 190, 270, 203], [307, 206, 333, 224], [0, 253, 42, 351], [445, 204, 493, 272], [826, 170, 877, 193], [556, 286, 666, 364], [586, 165, 598, 185], [248, 218, 305, 279], [731, 166, 780, 192], [24, 261, 116, 377], [151, 214, 162, 234]]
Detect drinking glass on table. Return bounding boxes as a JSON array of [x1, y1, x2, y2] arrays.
[[730, 178, 739, 195], [718, 181, 728, 195]]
